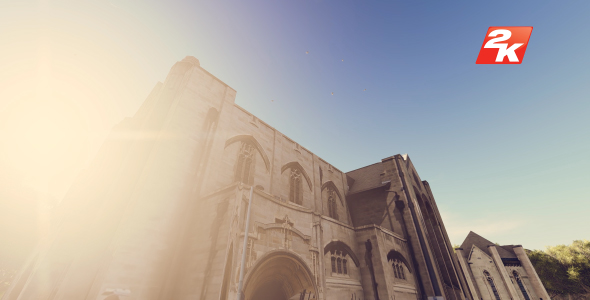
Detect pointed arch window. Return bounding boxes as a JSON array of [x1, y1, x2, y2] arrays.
[[327, 187, 338, 220], [484, 270, 501, 300], [331, 257, 336, 273], [289, 168, 303, 205], [392, 260, 406, 280], [235, 143, 255, 185], [330, 251, 348, 276], [513, 271, 530, 300]]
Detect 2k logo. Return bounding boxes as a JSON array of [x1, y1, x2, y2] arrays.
[[476, 27, 533, 64]]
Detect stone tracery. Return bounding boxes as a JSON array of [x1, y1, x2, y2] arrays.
[[327, 187, 338, 220], [289, 168, 303, 205], [392, 260, 406, 280], [235, 142, 255, 185], [484, 270, 502, 300], [330, 251, 348, 276], [513, 270, 531, 300]]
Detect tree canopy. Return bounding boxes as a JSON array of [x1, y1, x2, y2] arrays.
[[528, 240, 590, 298]]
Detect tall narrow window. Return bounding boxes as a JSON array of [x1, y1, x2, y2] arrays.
[[392, 261, 406, 280], [328, 197, 335, 219], [327, 188, 338, 220], [330, 252, 348, 276], [513, 271, 530, 300], [235, 143, 255, 185], [484, 270, 501, 300], [331, 257, 336, 273], [289, 168, 303, 205]]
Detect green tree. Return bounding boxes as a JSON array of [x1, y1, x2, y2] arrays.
[[547, 240, 590, 294], [528, 240, 590, 298]]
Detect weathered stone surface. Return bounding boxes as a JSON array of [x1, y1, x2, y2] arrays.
[[456, 232, 551, 300]]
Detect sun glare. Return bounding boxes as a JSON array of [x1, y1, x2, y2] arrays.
[[1, 95, 87, 178], [0, 3, 156, 200]]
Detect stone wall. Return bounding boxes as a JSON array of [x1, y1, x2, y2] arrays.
[[4, 57, 472, 300]]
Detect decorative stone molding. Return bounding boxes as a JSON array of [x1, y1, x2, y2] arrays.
[[255, 215, 311, 245], [224, 134, 271, 172], [323, 240, 360, 267], [320, 181, 343, 205], [281, 161, 312, 190]]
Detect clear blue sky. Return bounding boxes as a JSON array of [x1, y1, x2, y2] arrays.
[[1, 0, 589, 252]]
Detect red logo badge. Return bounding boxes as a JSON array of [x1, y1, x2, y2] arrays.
[[476, 27, 533, 64]]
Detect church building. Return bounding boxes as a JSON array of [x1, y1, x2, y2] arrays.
[[455, 232, 551, 300], [3, 57, 549, 300]]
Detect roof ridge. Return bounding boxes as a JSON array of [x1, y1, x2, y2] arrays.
[[460, 231, 516, 259]]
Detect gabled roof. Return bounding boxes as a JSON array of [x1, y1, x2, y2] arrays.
[[467, 244, 493, 262], [500, 245, 518, 255], [459, 231, 516, 259], [346, 162, 384, 194]]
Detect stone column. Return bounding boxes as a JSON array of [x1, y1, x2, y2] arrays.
[[455, 248, 480, 300], [488, 245, 519, 300], [318, 216, 326, 300], [513, 246, 551, 300], [393, 155, 444, 298]]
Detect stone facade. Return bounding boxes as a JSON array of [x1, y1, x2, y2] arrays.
[[4, 57, 548, 300], [455, 232, 551, 300]]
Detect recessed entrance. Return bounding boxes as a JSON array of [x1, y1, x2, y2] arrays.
[[244, 251, 317, 300]]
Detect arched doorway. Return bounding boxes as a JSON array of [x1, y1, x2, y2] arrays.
[[243, 250, 317, 300]]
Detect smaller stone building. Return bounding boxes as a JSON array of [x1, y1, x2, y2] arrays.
[[455, 232, 551, 300]]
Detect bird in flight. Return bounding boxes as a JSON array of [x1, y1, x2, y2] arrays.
[[306, 51, 309, 54]]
